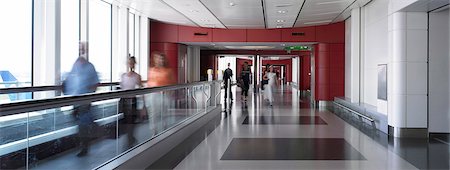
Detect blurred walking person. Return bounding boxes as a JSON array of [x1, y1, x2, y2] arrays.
[[120, 55, 143, 147], [239, 62, 251, 104], [223, 63, 233, 102], [63, 42, 99, 157], [146, 52, 175, 135], [263, 65, 277, 106]]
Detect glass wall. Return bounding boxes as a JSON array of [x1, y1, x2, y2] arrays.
[[128, 12, 135, 57], [89, 0, 112, 83], [0, 0, 33, 88], [60, 0, 80, 80]]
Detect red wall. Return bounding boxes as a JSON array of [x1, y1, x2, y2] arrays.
[[151, 21, 345, 43], [300, 56, 311, 91], [200, 51, 217, 81], [150, 21, 345, 101], [262, 59, 292, 83], [314, 43, 345, 101]]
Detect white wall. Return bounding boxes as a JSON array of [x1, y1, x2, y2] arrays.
[[292, 57, 298, 84], [345, 18, 352, 99], [429, 9, 450, 133], [362, 0, 390, 106]]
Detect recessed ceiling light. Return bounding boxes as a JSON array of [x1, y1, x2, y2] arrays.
[[229, 2, 236, 6], [281, 44, 286, 46], [277, 10, 287, 14], [276, 25, 283, 28], [275, 4, 292, 7], [189, 9, 199, 12], [316, 0, 347, 5], [304, 20, 332, 25], [276, 19, 285, 23], [310, 11, 341, 16], [201, 19, 211, 22]]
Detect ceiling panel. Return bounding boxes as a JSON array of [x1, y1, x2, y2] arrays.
[[118, 0, 196, 26], [162, 0, 226, 28], [264, 0, 305, 28], [294, 0, 354, 27], [114, 0, 378, 29], [200, 0, 265, 28]]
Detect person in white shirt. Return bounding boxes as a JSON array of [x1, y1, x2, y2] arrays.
[[263, 65, 278, 106], [120, 56, 142, 147]]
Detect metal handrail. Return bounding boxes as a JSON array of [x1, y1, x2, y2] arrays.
[[333, 101, 374, 122], [0, 82, 121, 94], [0, 81, 220, 117]]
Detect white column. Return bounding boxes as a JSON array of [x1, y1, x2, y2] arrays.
[[80, 0, 89, 44], [349, 8, 361, 103], [388, 12, 428, 136], [33, 0, 61, 99]]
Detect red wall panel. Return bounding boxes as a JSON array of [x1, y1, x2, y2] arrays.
[[200, 51, 217, 81], [178, 26, 212, 42], [281, 26, 316, 42], [213, 29, 247, 42], [247, 29, 282, 42], [150, 22, 178, 43], [314, 43, 345, 101], [300, 56, 311, 91], [315, 22, 345, 43]]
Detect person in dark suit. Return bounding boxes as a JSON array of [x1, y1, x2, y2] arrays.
[[223, 63, 233, 101]]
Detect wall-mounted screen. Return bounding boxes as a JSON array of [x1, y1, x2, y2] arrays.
[[378, 64, 387, 101]]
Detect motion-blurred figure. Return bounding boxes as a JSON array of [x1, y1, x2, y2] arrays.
[[146, 52, 175, 135], [63, 42, 99, 157], [120, 55, 143, 147], [240, 62, 251, 104], [263, 65, 277, 106], [223, 63, 233, 102]]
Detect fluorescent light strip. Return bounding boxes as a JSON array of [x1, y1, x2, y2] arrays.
[[303, 20, 332, 25], [316, 0, 348, 5], [310, 11, 341, 16]]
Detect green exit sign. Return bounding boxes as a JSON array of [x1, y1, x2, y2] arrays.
[[284, 46, 310, 51]]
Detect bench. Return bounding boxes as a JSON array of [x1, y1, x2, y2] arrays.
[[332, 97, 388, 134]]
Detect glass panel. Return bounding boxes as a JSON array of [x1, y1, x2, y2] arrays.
[[1, 82, 220, 169], [61, 0, 80, 82], [89, 0, 112, 83], [0, 0, 32, 100], [0, 113, 27, 169]]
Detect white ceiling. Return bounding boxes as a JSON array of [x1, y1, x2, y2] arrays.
[[115, 0, 375, 29], [113, 0, 449, 29]]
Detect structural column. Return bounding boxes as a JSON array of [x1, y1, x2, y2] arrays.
[[388, 12, 428, 137], [349, 8, 361, 103]]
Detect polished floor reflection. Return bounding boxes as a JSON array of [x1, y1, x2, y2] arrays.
[[164, 86, 447, 170], [242, 116, 327, 125]]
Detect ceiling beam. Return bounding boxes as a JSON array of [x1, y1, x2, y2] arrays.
[[261, 0, 267, 29], [292, 0, 307, 27]]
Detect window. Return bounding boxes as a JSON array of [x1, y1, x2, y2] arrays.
[[60, 0, 80, 80], [89, 0, 112, 83], [128, 12, 135, 57], [0, 0, 33, 88]]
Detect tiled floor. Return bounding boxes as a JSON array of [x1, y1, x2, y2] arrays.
[[170, 87, 421, 170]]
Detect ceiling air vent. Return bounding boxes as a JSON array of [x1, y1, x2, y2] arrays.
[[291, 32, 305, 36], [194, 32, 208, 36]]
